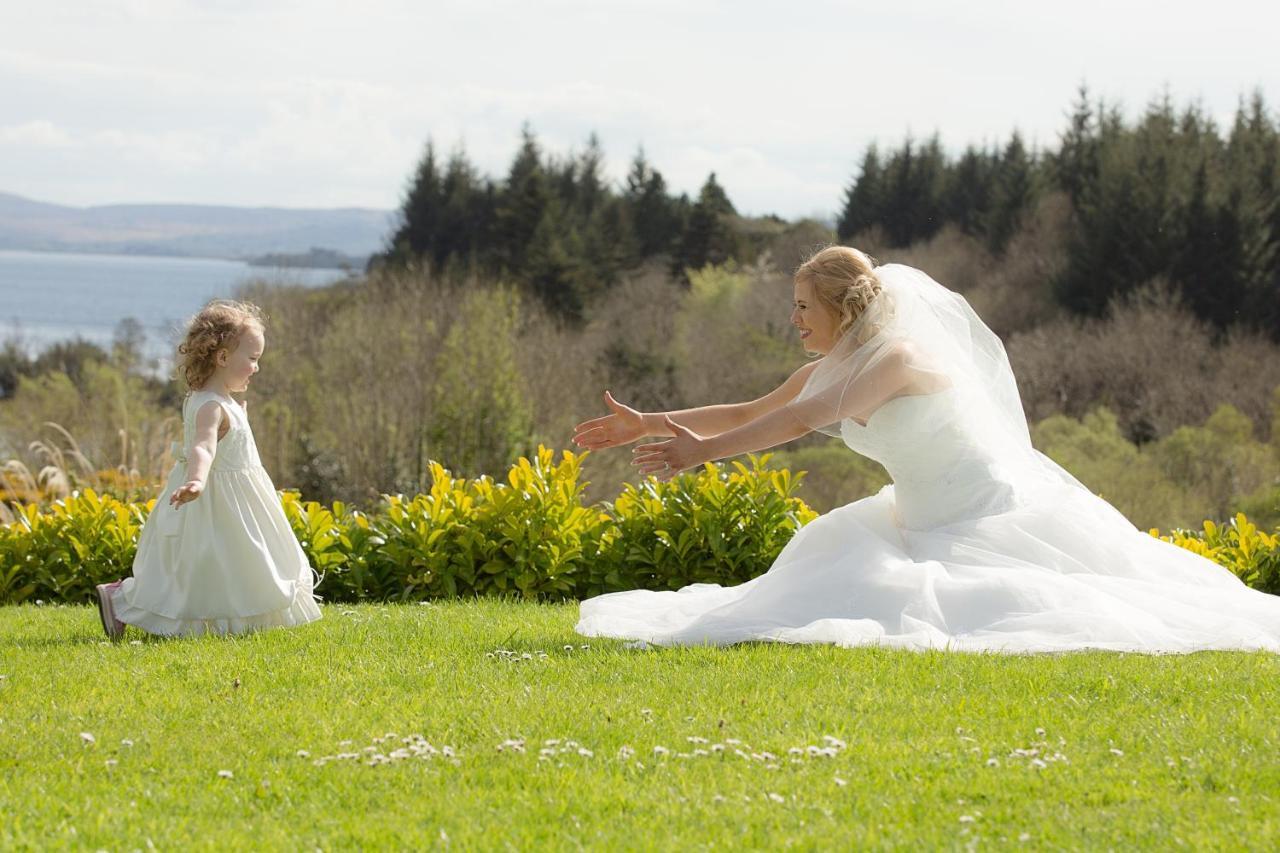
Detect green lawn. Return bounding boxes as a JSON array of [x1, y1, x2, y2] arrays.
[[2, 601, 1278, 850]]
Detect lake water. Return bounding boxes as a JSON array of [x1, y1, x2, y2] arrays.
[[0, 249, 348, 366]]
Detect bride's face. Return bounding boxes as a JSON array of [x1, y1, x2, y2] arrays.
[[791, 278, 840, 355]]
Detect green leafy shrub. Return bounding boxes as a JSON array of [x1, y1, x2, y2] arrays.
[[0, 448, 816, 605], [0, 490, 149, 603], [364, 448, 608, 600], [276, 449, 815, 602], [5, 446, 1275, 607], [281, 494, 392, 601], [1151, 514, 1280, 595], [586, 454, 817, 596], [1032, 405, 1280, 531]]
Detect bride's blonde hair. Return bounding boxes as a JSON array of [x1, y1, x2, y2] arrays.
[[794, 245, 882, 338]]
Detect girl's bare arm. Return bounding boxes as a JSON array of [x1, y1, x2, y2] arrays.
[[170, 402, 225, 506]]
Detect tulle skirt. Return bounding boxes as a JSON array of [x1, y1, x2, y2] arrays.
[[576, 483, 1280, 654], [111, 463, 322, 637]]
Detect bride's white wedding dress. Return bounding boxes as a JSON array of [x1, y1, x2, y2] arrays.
[[576, 266, 1280, 653]]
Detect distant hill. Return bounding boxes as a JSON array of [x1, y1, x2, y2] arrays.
[[246, 247, 368, 270], [0, 192, 395, 262]]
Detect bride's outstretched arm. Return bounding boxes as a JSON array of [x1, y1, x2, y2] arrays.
[[653, 360, 819, 436], [632, 406, 813, 480], [633, 347, 922, 480], [573, 361, 819, 450]]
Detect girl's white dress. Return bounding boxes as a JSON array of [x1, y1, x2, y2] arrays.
[[111, 389, 322, 636]]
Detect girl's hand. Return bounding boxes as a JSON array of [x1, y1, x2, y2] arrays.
[[169, 480, 204, 507], [631, 417, 707, 482], [572, 391, 647, 451]]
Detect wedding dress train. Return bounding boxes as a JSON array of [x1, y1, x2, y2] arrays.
[[576, 266, 1280, 653]]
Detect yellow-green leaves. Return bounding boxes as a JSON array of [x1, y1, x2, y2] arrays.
[[0, 488, 147, 603], [1152, 513, 1280, 594], [15, 446, 1274, 605], [0, 447, 820, 605]]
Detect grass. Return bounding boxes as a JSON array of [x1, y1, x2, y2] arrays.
[[1, 601, 1278, 850]]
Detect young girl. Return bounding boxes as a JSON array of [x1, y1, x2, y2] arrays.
[[93, 300, 322, 638]]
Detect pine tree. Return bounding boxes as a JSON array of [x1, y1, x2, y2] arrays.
[[435, 150, 493, 270], [387, 141, 444, 263], [1056, 145, 1145, 315], [911, 135, 948, 242], [879, 136, 946, 246], [698, 172, 736, 216], [624, 149, 652, 197], [837, 145, 884, 241], [625, 149, 680, 256], [1226, 93, 1280, 336], [1230, 186, 1278, 330], [582, 196, 639, 288], [672, 173, 738, 278], [575, 133, 607, 218], [549, 154, 579, 217], [1174, 160, 1234, 324], [987, 132, 1037, 252], [495, 126, 551, 274], [1056, 84, 1099, 203], [525, 205, 585, 319], [944, 146, 995, 238]]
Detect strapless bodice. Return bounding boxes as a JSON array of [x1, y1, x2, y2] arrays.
[[839, 388, 1024, 529]]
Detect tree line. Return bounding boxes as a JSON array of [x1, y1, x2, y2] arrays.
[[375, 128, 750, 320], [837, 87, 1280, 338], [381, 87, 1278, 340]]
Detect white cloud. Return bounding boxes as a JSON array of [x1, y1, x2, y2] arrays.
[[0, 121, 72, 147], [0, 120, 217, 169], [89, 128, 220, 169], [0, 0, 1277, 216]]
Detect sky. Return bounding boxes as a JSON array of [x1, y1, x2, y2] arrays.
[[2, 0, 1278, 220]]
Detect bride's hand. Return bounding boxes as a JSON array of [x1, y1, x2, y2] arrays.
[[573, 391, 647, 451], [631, 416, 706, 482]]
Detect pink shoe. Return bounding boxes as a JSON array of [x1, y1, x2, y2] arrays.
[[94, 581, 127, 640]]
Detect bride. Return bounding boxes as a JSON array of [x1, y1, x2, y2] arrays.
[[571, 246, 1280, 653]]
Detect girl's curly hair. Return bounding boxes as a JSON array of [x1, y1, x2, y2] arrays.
[[176, 299, 265, 390]]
